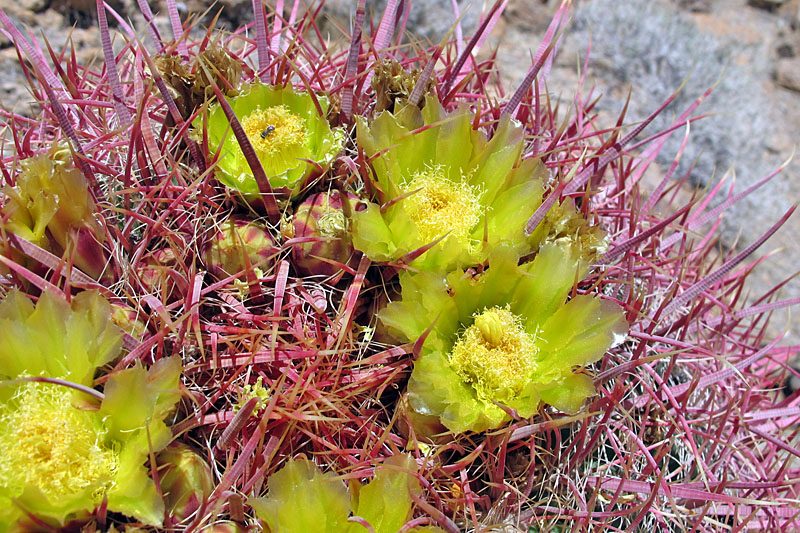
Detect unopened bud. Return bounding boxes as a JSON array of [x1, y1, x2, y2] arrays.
[[110, 303, 148, 339], [204, 217, 276, 278], [137, 248, 186, 301], [157, 443, 214, 521], [292, 190, 359, 277]]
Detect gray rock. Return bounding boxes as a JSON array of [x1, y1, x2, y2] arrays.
[[749, 0, 789, 10], [775, 56, 800, 90]]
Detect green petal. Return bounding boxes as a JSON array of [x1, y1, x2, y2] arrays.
[[538, 373, 597, 415], [408, 351, 508, 434], [0, 290, 122, 389], [483, 175, 544, 250], [70, 291, 124, 364], [512, 244, 584, 330], [433, 106, 479, 175], [534, 295, 628, 384], [378, 270, 459, 351], [107, 443, 165, 526], [348, 455, 419, 533], [250, 458, 350, 532], [445, 244, 524, 319], [0, 495, 20, 531], [505, 381, 542, 420], [350, 202, 400, 261], [99, 357, 181, 442], [357, 106, 431, 198], [11, 484, 96, 529], [468, 115, 524, 200]]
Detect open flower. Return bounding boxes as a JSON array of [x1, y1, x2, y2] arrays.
[[351, 95, 546, 272], [250, 455, 443, 533], [0, 290, 181, 529], [201, 83, 344, 197], [380, 244, 628, 434]]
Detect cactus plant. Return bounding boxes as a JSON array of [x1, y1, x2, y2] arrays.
[[0, 0, 796, 531]]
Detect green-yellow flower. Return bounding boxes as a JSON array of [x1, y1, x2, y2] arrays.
[[381, 244, 628, 434], [200, 83, 344, 197], [250, 455, 444, 533], [351, 95, 546, 272], [0, 290, 181, 529]]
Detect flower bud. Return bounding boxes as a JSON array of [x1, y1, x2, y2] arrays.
[[110, 303, 149, 339], [204, 217, 276, 278], [137, 248, 187, 301], [292, 190, 359, 277], [157, 443, 214, 522], [0, 143, 110, 281]]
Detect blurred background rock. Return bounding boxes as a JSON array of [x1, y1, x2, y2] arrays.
[[1, 0, 797, 345]]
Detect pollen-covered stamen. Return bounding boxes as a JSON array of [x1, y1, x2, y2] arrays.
[[242, 105, 306, 154], [0, 383, 118, 501], [448, 306, 539, 403], [402, 166, 482, 247], [240, 105, 308, 177]]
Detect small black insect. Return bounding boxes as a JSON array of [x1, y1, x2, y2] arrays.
[[260, 125, 276, 138]]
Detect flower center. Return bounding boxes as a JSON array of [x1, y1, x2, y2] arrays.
[[448, 306, 539, 403], [240, 105, 311, 179], [317, 211, 347, 237], [241, 105, 307, 155], [0, 383, 118, 502], [402, 167, 482, 247]]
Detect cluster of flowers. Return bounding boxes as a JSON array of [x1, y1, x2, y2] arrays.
[[207, 82, 628, 435], [0, 61, 625, 533], [0, 0, 797, 531]]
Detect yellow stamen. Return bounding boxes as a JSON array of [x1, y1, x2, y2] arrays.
[[241, 105, 306, 155], [0, 383, 118, 502], [235, 376, 271, 415], [240, 105, 309, 178], [448, 306, 539, 403], [402, 166, 482, 248]]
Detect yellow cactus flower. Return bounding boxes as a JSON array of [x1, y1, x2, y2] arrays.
[[0, 143, 108, 280], [0, 290, 181, 530], [250, 455, 444, 533], [351, 94, 547, 272], [200, 83, 344, 198], [381, 244, 628, 434]]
